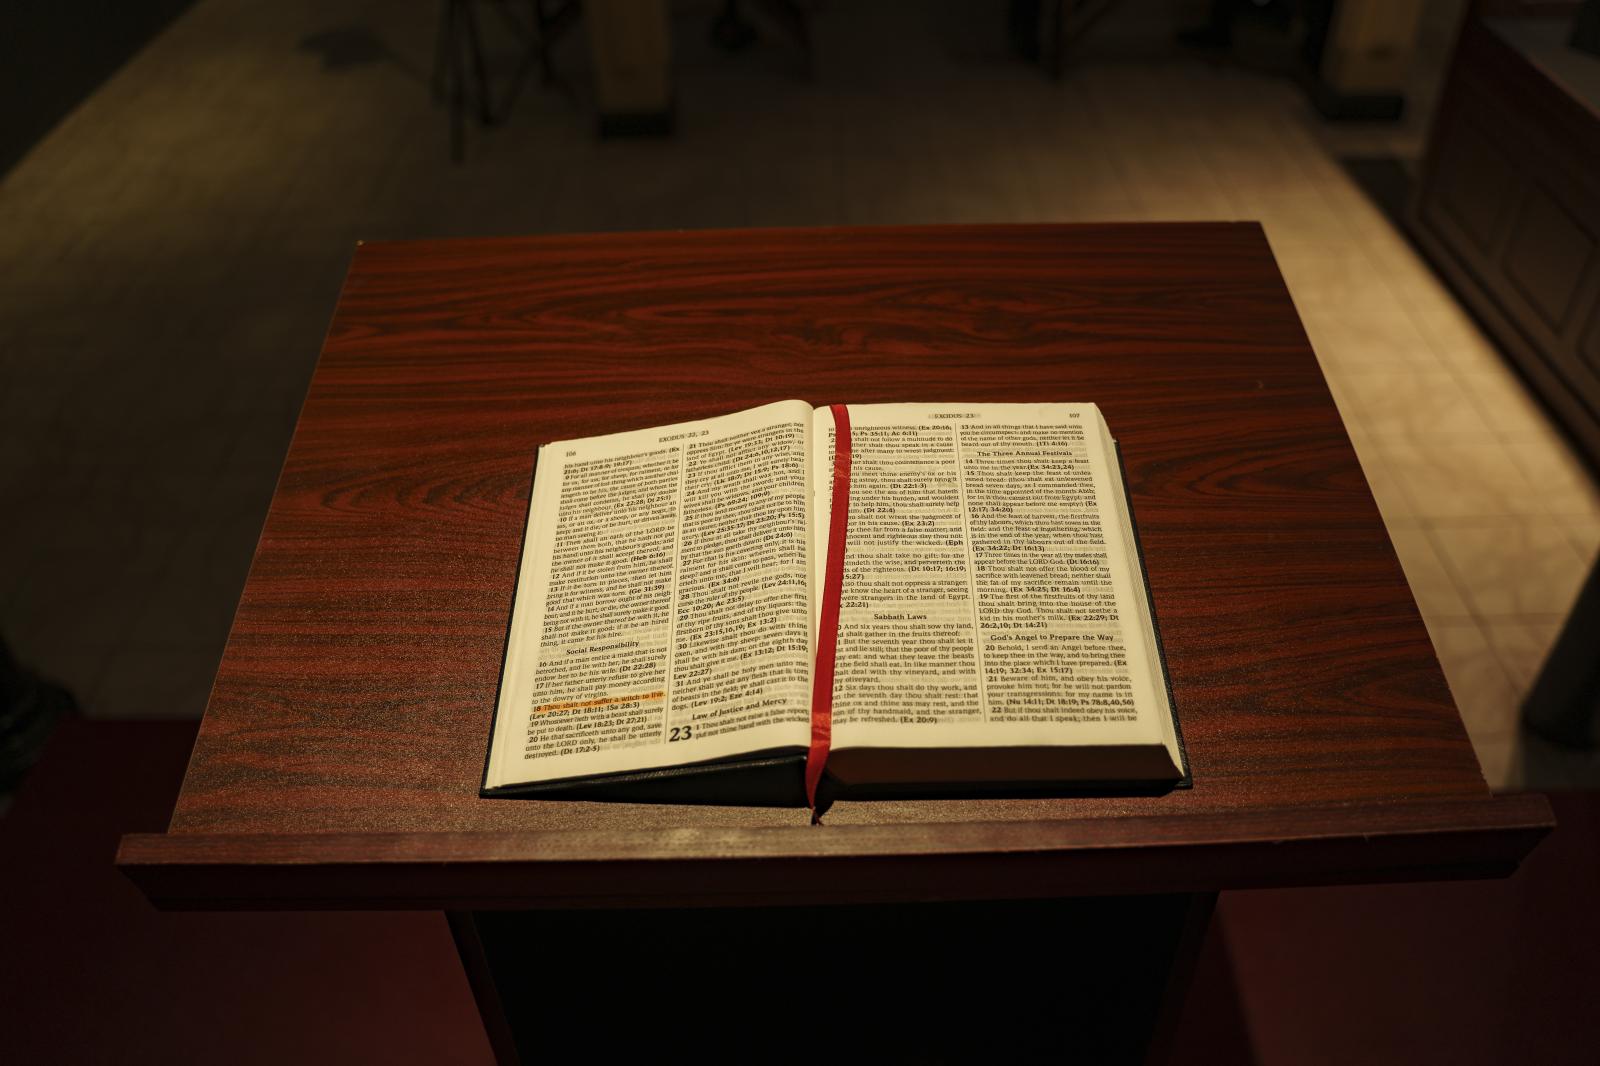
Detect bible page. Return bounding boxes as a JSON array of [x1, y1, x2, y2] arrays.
[[487, 400, 815, 788], [811, 403, 1178, 760]]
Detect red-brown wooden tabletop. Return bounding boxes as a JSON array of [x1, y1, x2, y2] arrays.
[[117, 223, 1552, 909]]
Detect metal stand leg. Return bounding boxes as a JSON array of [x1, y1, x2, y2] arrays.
[[437, 0, 580, 160], [460, 0, 495, 126]]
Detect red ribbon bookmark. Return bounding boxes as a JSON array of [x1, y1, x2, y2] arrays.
[[806, 403, 852, 813]]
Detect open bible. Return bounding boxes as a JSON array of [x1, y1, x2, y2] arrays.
[[481, 401, 1185, 805]]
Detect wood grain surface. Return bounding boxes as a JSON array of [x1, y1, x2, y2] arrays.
[[120, 796, 1551, 909], [121, 223, 1551, 905]]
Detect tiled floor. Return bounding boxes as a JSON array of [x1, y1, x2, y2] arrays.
[[2, 0, 1596, 787]]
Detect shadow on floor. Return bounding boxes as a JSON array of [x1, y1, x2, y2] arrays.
[[1338, 154, 1414, 225], [1, 0, 197, 176]]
